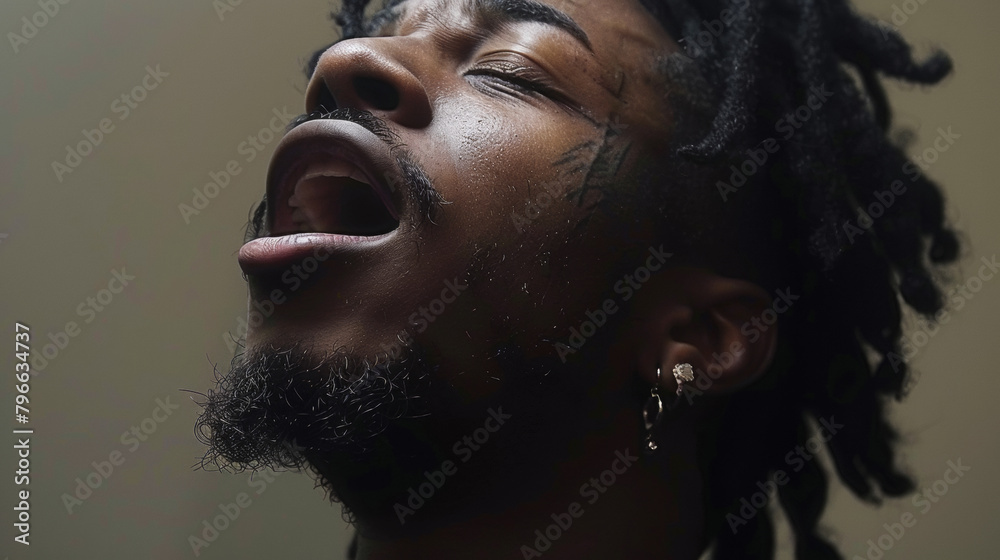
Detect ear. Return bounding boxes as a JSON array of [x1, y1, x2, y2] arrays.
[[633, 267, 781, 396]]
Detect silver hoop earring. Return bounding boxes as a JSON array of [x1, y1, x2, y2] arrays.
[[643, 367, 665, 453]]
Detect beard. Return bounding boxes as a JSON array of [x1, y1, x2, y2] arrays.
[[193, 326, 630, 537], [194, 342, 436, 494]]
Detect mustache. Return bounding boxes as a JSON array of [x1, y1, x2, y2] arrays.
[[245, 108, 446, 242], [287, 107, 399, 145]]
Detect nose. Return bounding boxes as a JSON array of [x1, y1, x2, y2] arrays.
[[305, 39, 433, 129]]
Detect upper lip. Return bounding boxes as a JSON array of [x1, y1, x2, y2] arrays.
[[265, 119, 404, 235]]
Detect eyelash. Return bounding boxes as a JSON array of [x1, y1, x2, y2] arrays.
[[464, 60, 553, 98]]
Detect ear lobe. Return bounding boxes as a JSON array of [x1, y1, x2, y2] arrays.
[[639, 268, 779, 395]]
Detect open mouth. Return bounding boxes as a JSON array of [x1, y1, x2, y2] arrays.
[[277, 157, 400, 236], [265, 119, 406, 239], [239, 120, 406, 272]]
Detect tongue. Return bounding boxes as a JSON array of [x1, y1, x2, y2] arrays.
[[292, 176, 398, 235]]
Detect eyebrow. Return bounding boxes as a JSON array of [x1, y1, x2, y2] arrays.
[[306, 0, 592, 78], [472, 0, 592, 51], [372, 0, 591, 50]]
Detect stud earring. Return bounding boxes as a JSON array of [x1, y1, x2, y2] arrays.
[[672, 363, 695, 395]]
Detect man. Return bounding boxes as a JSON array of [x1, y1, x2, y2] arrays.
[[196, 0, 959, 558]]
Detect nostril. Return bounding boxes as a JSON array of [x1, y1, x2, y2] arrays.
[[314, 82, 339, 114], [353, 76, 400, 111]]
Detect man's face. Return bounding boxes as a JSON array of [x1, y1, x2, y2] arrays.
[[238, 0, 682, 389], [203, 0, 691, 524]]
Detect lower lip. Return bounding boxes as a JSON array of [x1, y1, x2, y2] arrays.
[[238, 232, 394, 274]]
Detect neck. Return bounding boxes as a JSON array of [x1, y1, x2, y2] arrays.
[[350, 409, 706, 560]]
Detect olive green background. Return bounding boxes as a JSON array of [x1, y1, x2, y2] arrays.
[[1, 0, 997, 558]]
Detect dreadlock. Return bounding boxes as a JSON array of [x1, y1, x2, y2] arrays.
[[327, 0, 960, 558], [640, 1, 958, 559]]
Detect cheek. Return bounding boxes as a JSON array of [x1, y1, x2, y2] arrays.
[[428, 98, 607, 243], [438, 99, 509, 183]]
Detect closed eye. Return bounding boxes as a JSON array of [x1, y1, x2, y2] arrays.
[[465, 59, 558, 98]]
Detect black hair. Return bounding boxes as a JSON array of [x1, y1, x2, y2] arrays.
[[633, 1, 958, 559], [324, 0, 960, 558]]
